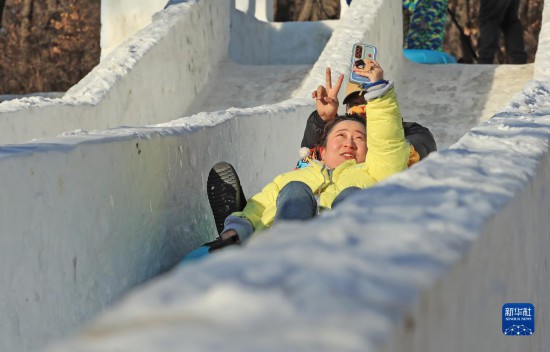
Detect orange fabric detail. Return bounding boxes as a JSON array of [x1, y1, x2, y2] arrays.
[[407, 144, 420, 167], [348, 105, 366, 116]]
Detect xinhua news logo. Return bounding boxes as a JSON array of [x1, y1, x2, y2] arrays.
[[502, 303, 535, 336]]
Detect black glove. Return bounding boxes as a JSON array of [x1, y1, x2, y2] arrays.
[[205, 235, 240, 253]]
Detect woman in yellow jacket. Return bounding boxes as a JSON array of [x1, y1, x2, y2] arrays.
[[220, 60, 410, 243]]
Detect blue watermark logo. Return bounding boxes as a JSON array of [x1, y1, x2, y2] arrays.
[[502, 303, 534, 336]]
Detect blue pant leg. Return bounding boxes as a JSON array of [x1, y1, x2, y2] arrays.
[[275, 181, 317, 221], [331, 187, 361, 209]]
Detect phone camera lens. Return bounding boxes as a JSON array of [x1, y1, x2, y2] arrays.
[[355, 46, 362, 59]]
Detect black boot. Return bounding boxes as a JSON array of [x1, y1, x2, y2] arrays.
[[206, 162, 246, 235]]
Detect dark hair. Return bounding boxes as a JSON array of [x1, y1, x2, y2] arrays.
[[318, 113, 366, 148]]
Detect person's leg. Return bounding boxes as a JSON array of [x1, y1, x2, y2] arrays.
[[275, 181, 317, 221], [402, 0, 412, 48], [405, 0, 429, 50], [502, 0, 527, 64], [477, 0, 508, 64], [207, 162, 247, 234], [405, 0, 447, 51], [331, 187, 361, 209], [426, 0, 448, 51]]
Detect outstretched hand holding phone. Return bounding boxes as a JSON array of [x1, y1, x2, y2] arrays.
[[352, 59, 384, 84]]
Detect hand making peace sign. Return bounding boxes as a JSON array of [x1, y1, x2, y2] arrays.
[[311, 67, 344, 122]]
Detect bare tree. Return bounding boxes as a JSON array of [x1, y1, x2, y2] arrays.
[[0, 0, 100, 94]]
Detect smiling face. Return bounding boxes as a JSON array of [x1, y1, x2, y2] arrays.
[[319, 120, 367, 169]]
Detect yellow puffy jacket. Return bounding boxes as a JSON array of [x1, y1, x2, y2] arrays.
[[232, 87, 409, 233]]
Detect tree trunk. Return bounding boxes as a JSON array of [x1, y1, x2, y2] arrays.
[[0, 0, 6, 28], [297, 0, 313, 21]]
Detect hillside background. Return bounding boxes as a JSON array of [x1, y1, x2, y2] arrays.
[[0, 0, 543, 94]]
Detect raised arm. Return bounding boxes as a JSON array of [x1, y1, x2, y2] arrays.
[[353, 60, 409, 180], [364, 86, 409, 181]]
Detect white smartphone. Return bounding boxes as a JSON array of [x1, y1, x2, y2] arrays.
[[349, 43, 378, 85]]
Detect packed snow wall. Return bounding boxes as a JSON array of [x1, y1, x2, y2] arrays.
[[0, 0, 338, 146], [0, 103, 313, 352], [235, 0, 274, 21], [385, 6, 550, 350], [0, 1, 547, 352], [0, 2, 231, 146], [0, 0, 351, 350], [100, 0, 167, 59]]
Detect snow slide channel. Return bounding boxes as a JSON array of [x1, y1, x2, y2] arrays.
[[0, 0, 548, 351]]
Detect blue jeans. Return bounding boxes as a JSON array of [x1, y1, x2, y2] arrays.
[[274, 181, 360, 221]]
